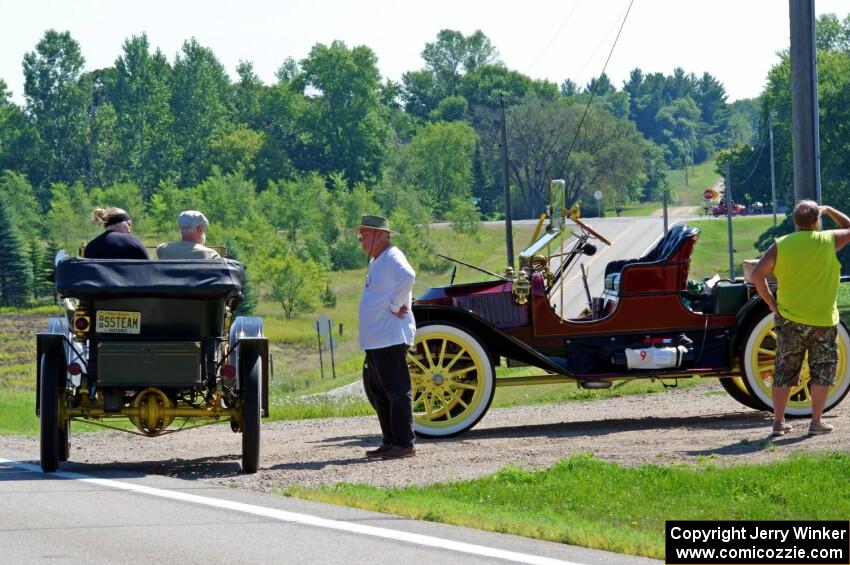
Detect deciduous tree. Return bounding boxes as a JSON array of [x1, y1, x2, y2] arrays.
[[23, 30, 89, 186], [171, 38, 234, 186], [298, 41, 387, 186]]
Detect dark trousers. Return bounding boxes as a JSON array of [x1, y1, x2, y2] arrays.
[[363, 344, 415, 448]]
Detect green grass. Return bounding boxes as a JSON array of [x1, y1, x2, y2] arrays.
[[688, 216, 775, 279], [284, 453, 850, 560], [0, 304, 64, 315], [606, 202, 659, 217], [668, 157, 722, 206], [0, 392, 39, 434]]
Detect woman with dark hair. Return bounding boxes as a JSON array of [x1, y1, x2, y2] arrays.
[[83, 207, 149, 259]]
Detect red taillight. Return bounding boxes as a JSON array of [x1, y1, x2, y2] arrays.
[[67, 362, 82, 375], [74, 317, 90, 331], [221, 364, 237, 378]]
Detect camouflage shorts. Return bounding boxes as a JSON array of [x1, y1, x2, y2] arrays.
[[774, 316, 838, 387]]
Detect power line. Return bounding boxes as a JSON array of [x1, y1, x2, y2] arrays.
[[558, 0, 635, 190], [731, 123, 768, 169], [732, 134, 768, 185], [571, 1, 632, 86], [525, 0, 584, 74]]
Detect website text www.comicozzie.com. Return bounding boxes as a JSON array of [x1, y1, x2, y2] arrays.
[[665, 521, 849, 565]]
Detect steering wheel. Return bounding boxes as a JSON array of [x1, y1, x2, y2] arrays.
[[572, 217, 612, 246]]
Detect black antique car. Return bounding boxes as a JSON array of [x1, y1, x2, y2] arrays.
[[407, 181, 850, 437], [37, 257, 269, 473]]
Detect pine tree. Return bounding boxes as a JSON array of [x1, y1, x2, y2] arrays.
[[40, 235, 61, 303], [0, 191, 34, 306], [28, 237, 42, 300], [225, 240, 256, 316], [471, 142, 500, 218]]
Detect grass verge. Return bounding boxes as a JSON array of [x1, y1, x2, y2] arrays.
[[283, 452, 850, 560], [688, 216, 775, 279], [668, 157, 721, 206]]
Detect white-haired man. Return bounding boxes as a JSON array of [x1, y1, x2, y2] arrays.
[[157, 210, 221, 260]]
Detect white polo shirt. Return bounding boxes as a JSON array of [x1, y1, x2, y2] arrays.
[[358, 246, 416, 350]]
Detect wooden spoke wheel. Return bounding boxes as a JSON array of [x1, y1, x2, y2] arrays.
[[741, 313, 850, 416], [407, 325, 495, 438]]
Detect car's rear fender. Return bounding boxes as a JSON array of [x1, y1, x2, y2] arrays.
[[731, 291, 850, 367], [413, 305, 569, 375], [731, 295, 771, 367]]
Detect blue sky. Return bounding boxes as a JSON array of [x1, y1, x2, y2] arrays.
[[2, 0, 849, 104]]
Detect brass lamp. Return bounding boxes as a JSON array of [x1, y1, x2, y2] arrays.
[[512, 269, 531, 305]]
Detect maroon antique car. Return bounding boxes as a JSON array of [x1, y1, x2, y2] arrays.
[[711, 200, 747, 217], [407, 182, 850, 437]]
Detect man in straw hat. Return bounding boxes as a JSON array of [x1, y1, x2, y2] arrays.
[[355, 214, 417, 459]]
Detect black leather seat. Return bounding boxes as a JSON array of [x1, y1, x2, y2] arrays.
[[604, 224, 700, 277]]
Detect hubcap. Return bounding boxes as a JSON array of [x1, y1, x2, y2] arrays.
[[407, 333, 486, 427]]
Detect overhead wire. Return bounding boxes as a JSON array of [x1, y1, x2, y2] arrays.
[[571, 1, 633, 86], [729, 123, 768, 169], [557, 0, 636, 195], [731, 133, 768, 185], [524, 0, 584, 74]]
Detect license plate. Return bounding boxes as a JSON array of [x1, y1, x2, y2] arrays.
[[96, 310, 141, 334]]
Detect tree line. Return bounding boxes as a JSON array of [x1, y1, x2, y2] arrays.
[[0, 27, 750, 309], [720, 14, 850, 270]]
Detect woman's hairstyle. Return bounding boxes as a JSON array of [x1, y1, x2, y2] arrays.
[[91, 207, 130, 227]]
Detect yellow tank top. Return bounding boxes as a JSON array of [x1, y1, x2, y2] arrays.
[[774, 230, 839, 327]]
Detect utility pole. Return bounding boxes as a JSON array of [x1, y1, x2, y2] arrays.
[[688, 137, 697, 176], [662, 189, 669, 234], [725, 133, 735, 279], [499, 93, 515, 269], [769, 111, 778, 226], [683, 141, 689, 186], [789, 0, 821, 203]]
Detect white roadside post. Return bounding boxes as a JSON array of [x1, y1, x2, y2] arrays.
[[593, 190, 603, 218]]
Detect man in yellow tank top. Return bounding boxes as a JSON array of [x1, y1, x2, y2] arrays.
[[752, 201, 850, 437]]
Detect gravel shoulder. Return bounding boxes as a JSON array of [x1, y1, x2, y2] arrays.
[[2, 382, 848, 491]]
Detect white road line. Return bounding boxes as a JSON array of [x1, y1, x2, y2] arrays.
[[1, 458, 581, 565]]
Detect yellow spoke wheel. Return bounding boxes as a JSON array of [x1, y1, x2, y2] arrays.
[[718, 376, 769, 411], [407, 324, 495, 437], [741, 313, 850, 416]]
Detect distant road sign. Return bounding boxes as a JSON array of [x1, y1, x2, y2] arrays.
[[593, 190, 603, 201], [316, 314, 332, 337], [704, 189, 717, 200]]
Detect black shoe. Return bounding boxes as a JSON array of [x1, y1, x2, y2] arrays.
[[382, 445, 416, 459], [365, 444, 393, 458]]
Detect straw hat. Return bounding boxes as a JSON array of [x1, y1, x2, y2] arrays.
[[350, 214, 397, 235]]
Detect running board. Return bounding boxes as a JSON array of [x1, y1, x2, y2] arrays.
[[495, 370, 739, 387]]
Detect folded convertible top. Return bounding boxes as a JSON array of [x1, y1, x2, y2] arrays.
[[55, 258, 245, 301]]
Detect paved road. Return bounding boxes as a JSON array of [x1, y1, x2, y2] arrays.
[[435, 215, 701, 318], [541, 216, 698, 318], [547, 216, 661, 317], [0, 455, 660, 565]]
